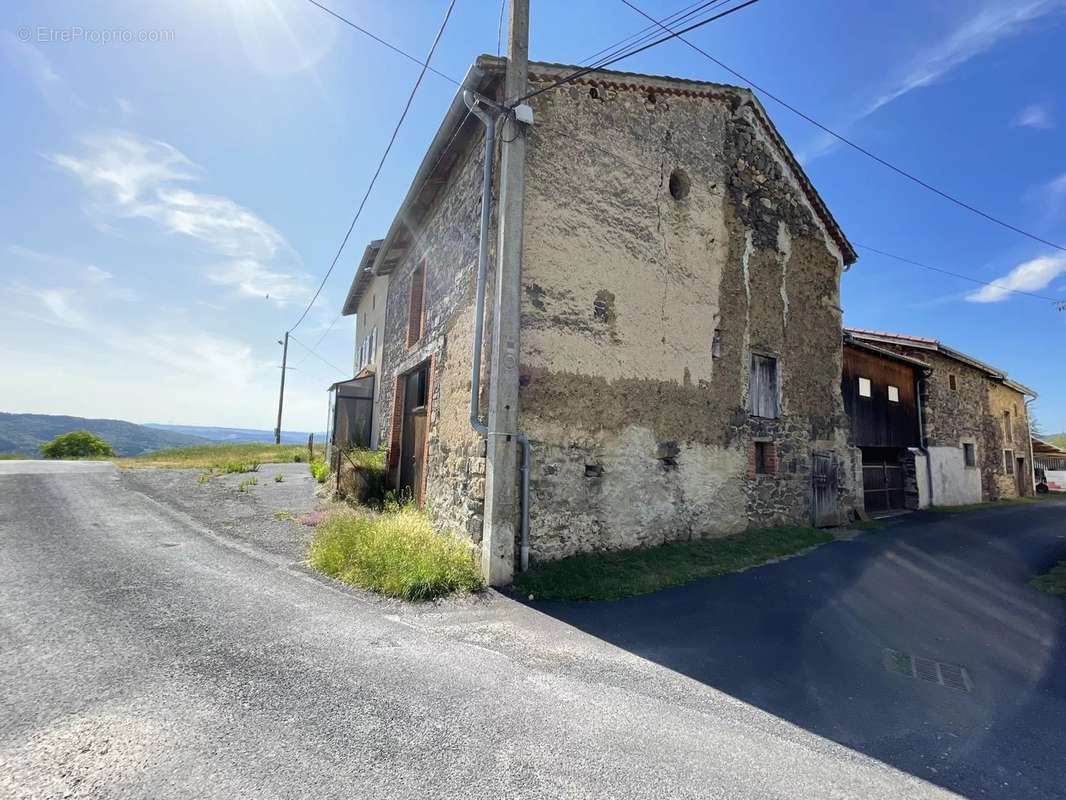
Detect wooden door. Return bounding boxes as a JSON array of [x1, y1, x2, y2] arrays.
[[812, 451, 838, 527], [1016, 457, 1027, 496], [399, 364, 429, 505]]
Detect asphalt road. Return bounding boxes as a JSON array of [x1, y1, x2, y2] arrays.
[[0, 461, 1054, 799], [540, 501, 1066, 799]]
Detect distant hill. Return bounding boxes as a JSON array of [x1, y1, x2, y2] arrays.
[[0, 413, 211, 457], [146, 424, 324, 446], [1044, 432, 1066, 450]]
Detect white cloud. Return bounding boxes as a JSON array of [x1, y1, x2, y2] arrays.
[[801, 1, 1066, 163], [0, 31, 85, 109], [2, 280, 324, 429], [1013, 103, 1053, 129], [966, 254, 1066, 302], [49, 132, 311, 307], [867, 2, 1063, 115], [86, 265, 113, 283], [116, 97, 135, 115]]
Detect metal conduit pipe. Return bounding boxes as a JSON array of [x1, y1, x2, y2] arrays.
[[464, 90, 493, 438], [464, 91, 532, 573]]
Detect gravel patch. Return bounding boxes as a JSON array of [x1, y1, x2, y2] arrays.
[[120, 463, 321, 561]]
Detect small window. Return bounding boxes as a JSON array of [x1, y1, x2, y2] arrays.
[[407, 262, 426, 346], [963, 443, 976, 467], [754, 441, 774, 475], [858, 377, 872, 398], [1004, 449, 1015, 474], [748, 354, 779, 418], [887, 385, 900, 403], [1003, 411, 1012, 443], [949, 374, 958, 391], [711, 329, 722, 359]]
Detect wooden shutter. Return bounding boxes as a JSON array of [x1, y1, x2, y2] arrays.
[[749, 354, 779, 418]]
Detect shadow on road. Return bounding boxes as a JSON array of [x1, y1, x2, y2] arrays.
[[528, 506, 1066, 799]]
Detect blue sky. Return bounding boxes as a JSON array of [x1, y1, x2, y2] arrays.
[[2, 0, 1065, 433]]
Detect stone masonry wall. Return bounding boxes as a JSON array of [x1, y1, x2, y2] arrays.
[[871, 345, 1028, 502], [377, 128, 497, 542], [516, 76, 855, 562], [986, 381, 1031, 498]]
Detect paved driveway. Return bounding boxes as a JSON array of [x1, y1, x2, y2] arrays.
[[536, 503, 1066, 799], [0, 460, 969, 799]]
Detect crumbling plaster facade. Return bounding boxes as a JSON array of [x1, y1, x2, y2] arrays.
[[516, 70, 858, 561], [373, 59, 861, 566]]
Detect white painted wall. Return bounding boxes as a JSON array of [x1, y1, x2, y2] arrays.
[[927, 446, 982, 506], [353, 273, 389, 447]]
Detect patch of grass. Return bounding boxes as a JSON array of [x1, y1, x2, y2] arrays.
[[929, 495, 1066, 514], [115, 442, 323, 470], [309, 460, 330, 483], [308, 506, 482, 600], [238, 476, 258, 492], [514, 526, 834, 602], [197, 471, 212, 485], [274, 473, 285, 483], [0, 453, 26, 460], [273, 509, 298, 522], [1031, 560, 1066, 595]]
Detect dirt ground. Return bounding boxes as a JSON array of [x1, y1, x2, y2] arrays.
[[120, 462, 324, 562]]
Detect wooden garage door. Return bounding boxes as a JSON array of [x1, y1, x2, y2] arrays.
[[862, 449, 905, 514]]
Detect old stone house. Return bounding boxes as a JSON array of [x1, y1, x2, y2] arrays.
[[338, 240, 388, 447], [845, 328, 1037, 504], [347, 55, 863, 569]]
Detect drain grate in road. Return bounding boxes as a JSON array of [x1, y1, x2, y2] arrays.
[[883, 648, 972, 693]]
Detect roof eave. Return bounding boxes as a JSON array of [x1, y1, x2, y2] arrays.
[[370, 60, 498, 277]]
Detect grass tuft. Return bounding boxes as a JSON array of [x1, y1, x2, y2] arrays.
[[514, 526, 834, 601], [1031, 560, 1066, 595], [238, 476, 258, 492], [308, 507, 482, 601], [274, 473, 285, 483], [309, 460, 330, 483]]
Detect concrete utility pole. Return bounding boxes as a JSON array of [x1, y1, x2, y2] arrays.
[[482, 0, 529, 586], [275, 331, 289, 445]]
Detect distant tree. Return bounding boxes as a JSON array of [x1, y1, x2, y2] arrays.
[[40, 431, 115, 459], [1030, 411, 1044, 439]]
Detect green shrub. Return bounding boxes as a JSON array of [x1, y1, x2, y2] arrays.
[[40, 431, 115, 459], [274, 473, 284, 483], [292, 453, 304, 463], [309, 460, 330, 483], [308, 507, 482, 600]]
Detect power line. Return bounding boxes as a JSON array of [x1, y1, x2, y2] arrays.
[[303, 0, 462, 88], [288, 0, 459, 334], [514, 0, 763, 105], [295, 311, 346, 368], [289, 334, 347, 375], [616, 0, 1066, 256], [853, 244, 1065, 304], [581, 0, 730, 68]]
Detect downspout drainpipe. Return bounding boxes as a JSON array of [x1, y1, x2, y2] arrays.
[[464, 92, 532, 573], [1025, 396, 1038, 495]]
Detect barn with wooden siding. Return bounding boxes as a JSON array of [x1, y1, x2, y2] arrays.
[[842, 335, 930, 513]]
